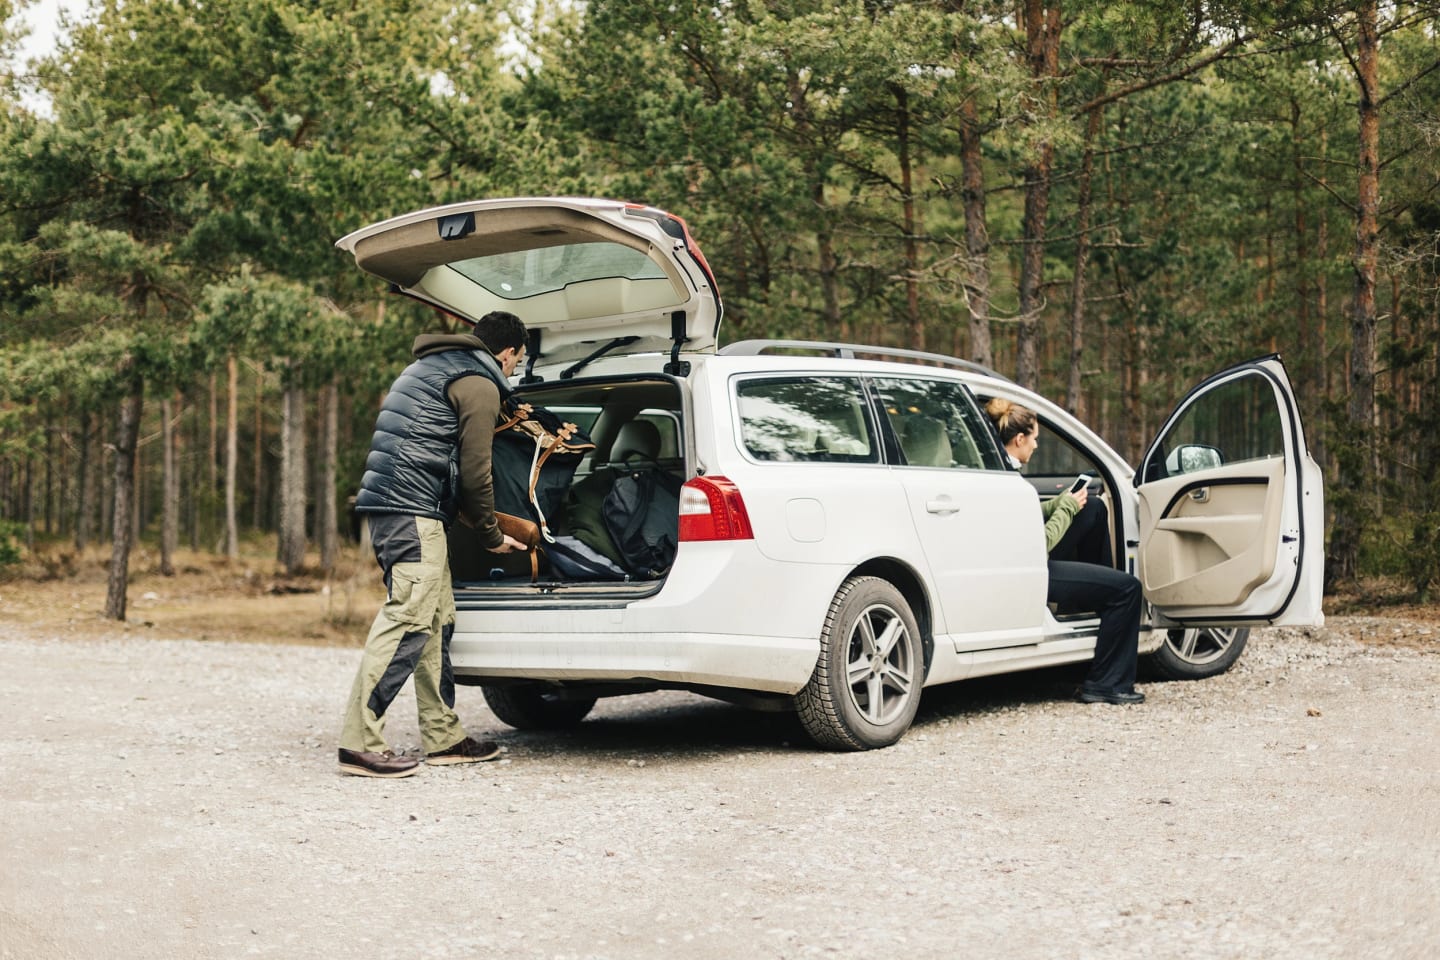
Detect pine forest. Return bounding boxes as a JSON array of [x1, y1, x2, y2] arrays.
[[2, 0, 1439, 616]]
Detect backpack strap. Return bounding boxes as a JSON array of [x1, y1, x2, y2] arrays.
[[493, 400, 533, 435]]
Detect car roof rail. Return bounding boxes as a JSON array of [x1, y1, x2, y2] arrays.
[[719, 339, 1011, 381]]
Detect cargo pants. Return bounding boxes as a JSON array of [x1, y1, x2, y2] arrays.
[[339, 514, 467, 756]]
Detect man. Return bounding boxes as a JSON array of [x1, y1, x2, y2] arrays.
[[338, 311, 530, 778]]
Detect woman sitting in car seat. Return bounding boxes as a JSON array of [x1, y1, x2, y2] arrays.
[[984, 398, 1145, 706]]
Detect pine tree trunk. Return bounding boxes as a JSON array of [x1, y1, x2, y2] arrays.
[[23, 455, 34, 548], [44, 420, 55, 536], [105, 380, 143, 621], [1066, 104, 1103, 418], [225, 356, 240, 560], [785, 70, 841, 342], [1289, 93, 1326, 484], [817, 210, 841, 341], [132, 424, 142, 546], [253, 364, 264, 531], [319, 379, 340, 574], [1315, 127, 1330, 472], [892, 83, 924, 352], [1016, 0, 1061, 389], [960, 96, 992, 368], [1328, 0, 1380, 585], [187, 394, 200, 551], [160, 395, 177, 576], [75, 410, 93, 551], [101, 422, 114, 549], [277, 381, 308, 574], [57, 420, 70, 538], [208, 370, 218, 496]]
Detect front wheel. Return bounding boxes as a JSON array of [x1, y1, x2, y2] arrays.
[[1143, 626, 1250, 681], [481, 684, 597, 730], [795, 576, 923, 751]]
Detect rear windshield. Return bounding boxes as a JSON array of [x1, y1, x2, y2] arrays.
[[448, 242, 668, 300]]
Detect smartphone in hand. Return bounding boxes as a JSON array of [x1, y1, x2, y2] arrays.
[[1068, 474, 1091, 495]]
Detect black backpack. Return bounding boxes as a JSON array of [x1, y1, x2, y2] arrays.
[[602, 468, 683, 577], [490, 399, 596, 542]]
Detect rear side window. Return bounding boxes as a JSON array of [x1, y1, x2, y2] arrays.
[[873, 378, 1006, 470], [736, 377, 878, 463]]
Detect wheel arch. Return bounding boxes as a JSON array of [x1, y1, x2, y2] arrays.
[[846, 557, 934, 679]]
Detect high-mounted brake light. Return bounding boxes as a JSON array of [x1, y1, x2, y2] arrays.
[[678, 476, 754, 542]]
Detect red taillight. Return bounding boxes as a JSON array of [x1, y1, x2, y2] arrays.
[[677, 475, 754, 542]]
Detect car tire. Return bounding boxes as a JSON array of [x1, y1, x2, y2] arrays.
[[1143, 626, 1250, 681], [795, 576, 923, 751], [481, 684, 597, 730]]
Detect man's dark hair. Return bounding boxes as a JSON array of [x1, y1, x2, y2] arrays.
[[472, 311, 527, 355]]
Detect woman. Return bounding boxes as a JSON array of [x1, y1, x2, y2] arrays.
[[985, 398, 1145, 705]]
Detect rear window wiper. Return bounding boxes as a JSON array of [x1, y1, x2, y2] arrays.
[[560, 336, 640, 380]]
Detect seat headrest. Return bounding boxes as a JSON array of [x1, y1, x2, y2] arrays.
[[611, 420, 662, 462], [901, 416, 952, 467]]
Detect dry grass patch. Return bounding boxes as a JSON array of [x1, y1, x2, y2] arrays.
[[0, 540, 383, 647], [1328, 579, 1440, 621]]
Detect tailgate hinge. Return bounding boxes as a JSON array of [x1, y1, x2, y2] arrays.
[[664, 310, 691, 376]]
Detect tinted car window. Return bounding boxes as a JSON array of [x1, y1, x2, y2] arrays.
[[736, 377, 878, 463], [872, 378, 1005, 470]]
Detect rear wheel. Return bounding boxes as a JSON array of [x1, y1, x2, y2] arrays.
[[795, 576, 923, 751], [1144, 626, 1250, 680], [481, 684, 597, 729]]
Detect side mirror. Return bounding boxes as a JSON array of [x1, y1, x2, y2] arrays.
[[1165, 443, 1223, 475]]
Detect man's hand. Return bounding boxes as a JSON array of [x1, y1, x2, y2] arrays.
[[485, 534, 527, 554]]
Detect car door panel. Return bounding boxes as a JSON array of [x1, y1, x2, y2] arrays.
[[1136, 357, 1323, 626], [1138, 460, 1283, 607], [871, 376, 1049, 650], [898, 470, 1049, 649]]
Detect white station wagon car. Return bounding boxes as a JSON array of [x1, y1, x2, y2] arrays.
[[336, 197, 1325, 750]]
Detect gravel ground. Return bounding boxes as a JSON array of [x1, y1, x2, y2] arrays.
[[2, 617, 1437, 960]]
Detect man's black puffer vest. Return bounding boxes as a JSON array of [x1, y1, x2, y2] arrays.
[[355, 344, 508, 521]]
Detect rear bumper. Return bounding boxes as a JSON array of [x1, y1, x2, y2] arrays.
[[449, 540, 837, 694], [449, 629, 817, 694]]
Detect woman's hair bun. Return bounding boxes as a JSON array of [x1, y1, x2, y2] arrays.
[[984, 396, 1036, 444], [985, 397, 1014, 420]]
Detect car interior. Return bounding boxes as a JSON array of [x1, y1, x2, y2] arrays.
[[897, 415, 952, 466], [448, 377, 685, 586]]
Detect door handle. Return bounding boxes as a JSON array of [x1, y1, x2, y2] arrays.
[[1189, 487, 1209, 503], [926, 499, 960, 515]]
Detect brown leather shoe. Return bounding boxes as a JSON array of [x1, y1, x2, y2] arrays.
[[426, 736, 501, 765], [338, 747, 421, 778]]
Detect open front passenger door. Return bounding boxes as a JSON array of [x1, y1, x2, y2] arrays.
[[1135, 356, 1323, 627]]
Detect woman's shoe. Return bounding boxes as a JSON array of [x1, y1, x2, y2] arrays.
[[1076, 687, 1145, 705]]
